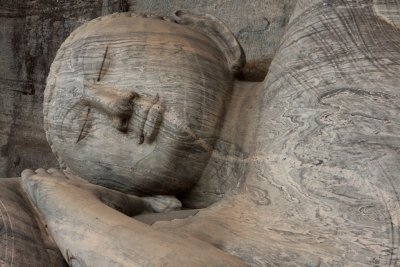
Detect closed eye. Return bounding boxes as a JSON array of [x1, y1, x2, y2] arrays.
[[76, 106, 92, 144]]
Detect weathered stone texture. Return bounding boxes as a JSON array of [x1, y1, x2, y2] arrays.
[[128, 0, 296, 80], [0, 0, 295, 177], [0, 0, 130, 177]]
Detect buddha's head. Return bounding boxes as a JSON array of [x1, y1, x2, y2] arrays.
[[44, 11, 244, 196]]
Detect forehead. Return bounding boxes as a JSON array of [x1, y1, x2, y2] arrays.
[[62, 16, 232, 95], [44, 14, 236, 171], [68, 16, 227, 70]]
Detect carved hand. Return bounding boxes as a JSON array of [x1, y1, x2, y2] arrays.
[[21, 168, 247, 267]]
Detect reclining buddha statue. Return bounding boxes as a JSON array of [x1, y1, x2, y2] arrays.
[[2, 0, 400, 266]]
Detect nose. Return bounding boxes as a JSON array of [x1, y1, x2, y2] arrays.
[[82, 83, 137, 132]]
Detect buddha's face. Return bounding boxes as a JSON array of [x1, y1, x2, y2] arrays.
[[45, 14, 234, 195]]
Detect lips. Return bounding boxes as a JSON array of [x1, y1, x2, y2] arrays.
[[138, 95, 164, 144]]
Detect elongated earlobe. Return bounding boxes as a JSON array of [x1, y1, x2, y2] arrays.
[[173, 10, 245, 77]]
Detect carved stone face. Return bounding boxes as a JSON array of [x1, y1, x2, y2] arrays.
[[44, 14, 236, 195]]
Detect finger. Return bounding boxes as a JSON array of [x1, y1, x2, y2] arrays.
[[47, 168, 68, 179], [63, 169, 89, 183], [21, 169, 41, 204], [35, 168, 48, 176], [88, 184, 145, 216], [21, 169, 35, 179], [141, 195, 182, 213]]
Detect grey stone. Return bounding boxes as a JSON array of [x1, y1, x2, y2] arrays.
[[0, 0, 293, 177], [1, 0, 400, 266]]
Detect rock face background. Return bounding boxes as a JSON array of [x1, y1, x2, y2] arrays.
[[0, 0, 296, 177]]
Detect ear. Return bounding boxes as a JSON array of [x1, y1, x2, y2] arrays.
[[173, 10, 245, 77]]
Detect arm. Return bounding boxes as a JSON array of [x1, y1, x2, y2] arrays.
[[21, 169, 246, 267], [242, 0, 400, 265], [0, 178, 66, 266]]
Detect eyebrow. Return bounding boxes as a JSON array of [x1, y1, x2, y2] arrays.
[[97, 46, 109, 82]]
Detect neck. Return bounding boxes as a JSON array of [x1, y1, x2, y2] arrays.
[[219, 80, 263, 152], [181, 80, 264, 208]]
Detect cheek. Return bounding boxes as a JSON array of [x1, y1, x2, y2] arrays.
[[163, 89, 226, 129], [74, 122, 157, 163]]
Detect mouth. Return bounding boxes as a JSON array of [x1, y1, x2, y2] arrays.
[[75, 83, 165, 145], [138, 94, 164, 144]]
